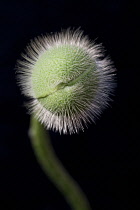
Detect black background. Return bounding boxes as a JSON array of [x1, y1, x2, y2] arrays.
[[0, 0, 138, 210]]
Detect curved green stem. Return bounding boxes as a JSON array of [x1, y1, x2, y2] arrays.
[[29, 115, 92, 210]]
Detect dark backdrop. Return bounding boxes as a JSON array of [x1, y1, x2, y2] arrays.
[[0, 0, 138, 210]]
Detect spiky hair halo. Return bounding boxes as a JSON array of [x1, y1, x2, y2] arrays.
[[16, 29, 116, 134]]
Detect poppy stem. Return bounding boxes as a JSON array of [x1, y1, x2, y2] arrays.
[[29, 115, 92, 210]]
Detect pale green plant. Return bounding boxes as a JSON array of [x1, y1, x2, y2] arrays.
[[16, 29, 115, 210]]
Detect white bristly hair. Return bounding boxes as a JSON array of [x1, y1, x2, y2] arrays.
[[16, 28, 116, 134]]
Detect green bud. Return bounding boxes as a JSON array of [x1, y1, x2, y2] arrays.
[[17, 29, 115, 134]]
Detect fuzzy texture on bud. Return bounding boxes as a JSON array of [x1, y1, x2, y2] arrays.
[[17, 29, 115, 134]]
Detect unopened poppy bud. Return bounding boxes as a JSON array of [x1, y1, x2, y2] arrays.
[[17, 29, 115, 134]]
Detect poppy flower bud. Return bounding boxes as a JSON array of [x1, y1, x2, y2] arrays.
[[17, 29, 115, 134]]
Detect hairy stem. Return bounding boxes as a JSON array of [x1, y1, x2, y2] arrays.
[[29, 115, 92, 210]]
